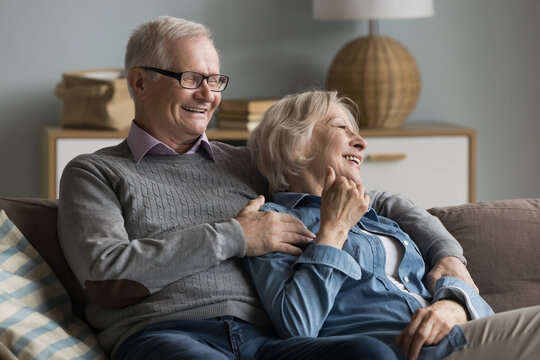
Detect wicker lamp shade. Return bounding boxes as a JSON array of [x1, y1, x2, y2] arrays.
[[327, 36, 421, 128]]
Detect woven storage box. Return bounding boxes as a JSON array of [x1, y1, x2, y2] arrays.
[[55, 69, 134, 130]]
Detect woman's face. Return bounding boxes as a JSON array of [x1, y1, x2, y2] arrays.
[[308, 103, 367, 187]]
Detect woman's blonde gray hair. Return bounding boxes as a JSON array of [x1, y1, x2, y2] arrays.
[[125, 16, 212, 83], [248, 90, 359, 193]]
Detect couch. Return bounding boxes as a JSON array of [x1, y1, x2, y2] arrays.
[[1, 197, 539, 359]]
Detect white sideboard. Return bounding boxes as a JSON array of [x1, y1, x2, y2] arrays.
[[41, 126, 249, 199], [361, 136, 471, 208], [41, 123, 475, 208]]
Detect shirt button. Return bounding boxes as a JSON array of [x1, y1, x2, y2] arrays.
[[404, 240, 409, 246], [404, 277, 410, 283]]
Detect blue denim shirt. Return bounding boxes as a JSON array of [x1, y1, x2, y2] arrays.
[[243, 193, 494, 360]]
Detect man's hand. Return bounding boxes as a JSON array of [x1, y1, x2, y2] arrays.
[[427, 256, 479, 294], [396, 300, 468, 360], [236, 195, 315, 257]]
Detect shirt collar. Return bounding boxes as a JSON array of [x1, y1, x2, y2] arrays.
[[271, 192, 320, 208], [271, 191, 378, 221], [127, 120, 214, 163]]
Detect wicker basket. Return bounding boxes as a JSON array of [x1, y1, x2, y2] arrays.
[[55, 69, 134, 130], [327, 36, 421, 128]]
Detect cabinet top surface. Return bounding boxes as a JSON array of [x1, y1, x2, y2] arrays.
[[42, 122, 475, 139]]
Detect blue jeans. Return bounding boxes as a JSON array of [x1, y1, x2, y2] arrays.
[[114, 317, 396, 360]]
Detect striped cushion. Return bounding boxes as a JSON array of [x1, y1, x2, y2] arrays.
[[0, 210, 106, 360]]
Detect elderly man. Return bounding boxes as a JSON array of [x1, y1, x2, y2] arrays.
[[58, 16, 476, 360]]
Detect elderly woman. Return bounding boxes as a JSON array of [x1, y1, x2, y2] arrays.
[[244, 90, 540, 360]]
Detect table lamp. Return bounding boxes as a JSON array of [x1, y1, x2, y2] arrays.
[[313, 0, 434, 128]]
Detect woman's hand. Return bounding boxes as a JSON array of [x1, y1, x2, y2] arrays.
[[316, 166, 370, 249], [396, 300, 469, 360]]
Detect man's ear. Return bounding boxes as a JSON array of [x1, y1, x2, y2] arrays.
[[128, 67, 147, 100]]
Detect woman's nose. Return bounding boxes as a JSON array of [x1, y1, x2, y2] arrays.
[[351, 133, 367, 151]]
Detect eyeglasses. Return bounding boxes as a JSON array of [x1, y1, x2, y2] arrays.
[[142, 66, 229, 92]]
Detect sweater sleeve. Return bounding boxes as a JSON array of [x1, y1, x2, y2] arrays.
[[57, 158, 246, 308], [368, 190, 466, 267]]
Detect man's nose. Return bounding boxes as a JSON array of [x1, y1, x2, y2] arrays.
[[194, 80, 214, 102]]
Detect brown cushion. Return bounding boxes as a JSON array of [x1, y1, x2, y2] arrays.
[[0, 341, 17, 360], [428, 199, 540, 313], [0, 198, 86, 319]]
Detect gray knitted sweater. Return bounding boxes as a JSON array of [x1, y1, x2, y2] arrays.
[[57, 140, 462, 356]]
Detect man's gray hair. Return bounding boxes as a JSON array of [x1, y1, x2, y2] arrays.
[[125, 16, 212, 80], [248, 90, 359, 193]]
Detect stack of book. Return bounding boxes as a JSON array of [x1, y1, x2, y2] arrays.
[[216, 99, 278, 131]]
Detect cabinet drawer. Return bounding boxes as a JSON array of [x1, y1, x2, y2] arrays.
[[361, 136, 470, 208]]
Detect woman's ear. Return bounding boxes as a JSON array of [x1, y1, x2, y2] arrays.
[[128, 67, 146, 100]]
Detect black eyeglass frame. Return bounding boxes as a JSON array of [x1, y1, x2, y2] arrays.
[[141, 66, 229, 92]]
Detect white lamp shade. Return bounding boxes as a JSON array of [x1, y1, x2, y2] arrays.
[[313, 0, 434, 20]]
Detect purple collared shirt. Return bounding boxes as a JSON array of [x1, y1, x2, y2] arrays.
[[126, 121, 214, 163]]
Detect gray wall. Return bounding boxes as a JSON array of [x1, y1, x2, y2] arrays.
[[1, 0, 539, 201]]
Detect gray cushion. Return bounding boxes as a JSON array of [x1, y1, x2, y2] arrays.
[[0, 198, 86, 319], [429, 199, 540, 313]]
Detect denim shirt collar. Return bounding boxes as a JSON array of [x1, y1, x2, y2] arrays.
[[271, 192, 317, 208], [271, 192, 379, 221]]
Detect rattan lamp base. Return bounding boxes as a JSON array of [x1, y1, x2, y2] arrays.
[[327, 36, 421, 128]]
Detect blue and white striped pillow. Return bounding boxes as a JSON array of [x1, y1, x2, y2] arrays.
[[0, 210, 106, 360]]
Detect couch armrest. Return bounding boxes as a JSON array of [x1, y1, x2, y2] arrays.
[[428, 198, 540, 313]]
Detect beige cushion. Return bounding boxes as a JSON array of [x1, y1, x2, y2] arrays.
[[0, 210, 106, 359], [428, 199, 540, 313]]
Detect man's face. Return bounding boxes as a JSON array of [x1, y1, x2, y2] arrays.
[[138, 36, 221, 150]]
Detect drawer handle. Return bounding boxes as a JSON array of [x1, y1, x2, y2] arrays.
[[365, 153, 407, 162]]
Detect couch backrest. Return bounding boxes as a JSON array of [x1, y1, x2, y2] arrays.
[[2, 197, 539, 318], [429, 198, 540, 313], [0, 198, 86, 319]]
